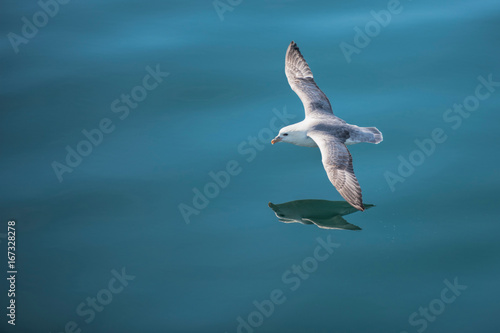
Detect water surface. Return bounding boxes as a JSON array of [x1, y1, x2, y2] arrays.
[[1, 0, 500, 332]]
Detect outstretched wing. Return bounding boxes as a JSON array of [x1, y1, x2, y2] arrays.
[[308, 131, 364, 211], [285, 41, 333, 118]]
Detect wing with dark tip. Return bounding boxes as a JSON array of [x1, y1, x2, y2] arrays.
[[285, 41, 333, 118], [308, 131, 365, 211]]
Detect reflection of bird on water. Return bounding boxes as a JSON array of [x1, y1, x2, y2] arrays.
[[268, 199, 374, 230], [271, 42, 383, 211]]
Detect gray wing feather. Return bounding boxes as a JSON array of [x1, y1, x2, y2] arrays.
[[285, 41, 333, 118], [308, 131, 365, 211]]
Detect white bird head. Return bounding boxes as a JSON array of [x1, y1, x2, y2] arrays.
[[271, 124, 302, 145]]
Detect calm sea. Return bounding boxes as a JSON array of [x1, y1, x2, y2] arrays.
[[1, 0, 500, 332]]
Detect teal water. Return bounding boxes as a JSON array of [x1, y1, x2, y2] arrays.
[[1, 0, 500, 332]]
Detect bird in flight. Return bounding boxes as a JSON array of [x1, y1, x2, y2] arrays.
[[271, 41, 383, 211]]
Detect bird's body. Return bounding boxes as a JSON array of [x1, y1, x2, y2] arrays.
[[275, 117, 381, 147], [272, 41, 383, 211]]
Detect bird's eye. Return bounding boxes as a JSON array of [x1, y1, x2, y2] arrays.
[[283, 133, 288, 136]]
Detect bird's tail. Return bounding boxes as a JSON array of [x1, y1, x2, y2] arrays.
[[362, 127, 383, 144]]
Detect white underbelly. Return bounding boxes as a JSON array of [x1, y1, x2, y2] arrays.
[[345, 138, 361, 145], [295, 136, 318, 147]]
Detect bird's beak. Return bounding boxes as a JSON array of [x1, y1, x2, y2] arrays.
[[271, 136, 282, 144]]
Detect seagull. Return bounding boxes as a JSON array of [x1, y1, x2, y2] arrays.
[[271, 41, 383, 211]]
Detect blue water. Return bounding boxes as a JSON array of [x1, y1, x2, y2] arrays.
[[1, 0, 500, 332]]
